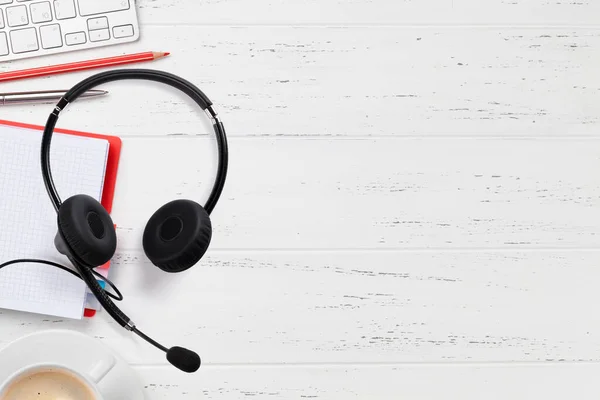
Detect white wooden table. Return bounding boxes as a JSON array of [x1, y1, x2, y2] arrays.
[[2, 0, 600, 398]]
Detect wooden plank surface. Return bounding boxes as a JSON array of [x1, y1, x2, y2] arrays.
[[136, 0, 600, 25], [0, 0, 598, 397], [2, 251, 600, 365], [97, 137, 600, 251], [135, 363, 600, 399], [1, 27, 598, 137]]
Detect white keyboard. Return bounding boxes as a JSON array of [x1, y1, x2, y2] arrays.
[[0, 0, 140, 62]]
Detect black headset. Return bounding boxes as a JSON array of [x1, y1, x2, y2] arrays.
[[40, 69, 229, 373]]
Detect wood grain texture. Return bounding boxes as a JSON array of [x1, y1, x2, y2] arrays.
[[136, 0, 600, 25], [1, 27, 598, 137], [1, 251, 600, 365], [98, 137, 600, 251], [1, 0, 598, 397], [135, 363, 600, 399]]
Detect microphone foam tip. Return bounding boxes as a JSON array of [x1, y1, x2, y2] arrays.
[[166, 346, 201, 373]]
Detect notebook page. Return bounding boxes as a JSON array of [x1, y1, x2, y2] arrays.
[[0, 124, 109, 319]]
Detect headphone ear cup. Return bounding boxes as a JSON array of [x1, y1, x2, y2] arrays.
[[57, 194, 117, 267], [143, 199, 212, 273]]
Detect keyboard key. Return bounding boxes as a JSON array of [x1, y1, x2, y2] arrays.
[[113, 24, 133, 39], [30, 2, 52, 23], [6, 5, 28, 26], [0, 0, 13, 4], [10, 27, 38, 53], [0, 32, 8, 55], [0, 10, 4, 28], [40, 23, 61, 48], [87, 16, 107, 31], [77, 0, 129, 16], [53, 0, 75, 19], [65, 30, 85, 45], [89, 28, 108, 42]]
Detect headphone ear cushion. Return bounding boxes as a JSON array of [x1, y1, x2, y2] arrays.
[[143, 199, 212, 273], [58, 194, 117, 267]]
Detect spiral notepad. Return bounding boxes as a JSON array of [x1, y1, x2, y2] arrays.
[[0, 122, 109, 319]]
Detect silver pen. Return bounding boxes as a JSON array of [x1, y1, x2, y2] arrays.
[[0, 89, 108, 105]]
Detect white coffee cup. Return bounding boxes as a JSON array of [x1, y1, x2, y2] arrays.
[[0, 362, 114, 400]]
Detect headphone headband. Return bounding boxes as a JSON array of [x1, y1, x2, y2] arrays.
[[41, 68, 229, 215]]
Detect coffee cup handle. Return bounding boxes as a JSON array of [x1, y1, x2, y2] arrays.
[[87, 354, 117, 384]]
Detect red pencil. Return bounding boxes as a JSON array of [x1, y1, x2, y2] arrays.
[[0, 51, 170, 83]]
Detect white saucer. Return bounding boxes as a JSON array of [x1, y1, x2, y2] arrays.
[[0, 330, 144, 400]]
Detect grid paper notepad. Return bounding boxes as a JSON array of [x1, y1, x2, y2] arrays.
[[0, 123, 109, 319]]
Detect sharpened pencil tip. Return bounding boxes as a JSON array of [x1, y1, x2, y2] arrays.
[[152, 51, 171, 59]]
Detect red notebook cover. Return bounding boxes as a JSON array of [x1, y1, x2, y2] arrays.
[[0, 119, 122, 318]]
